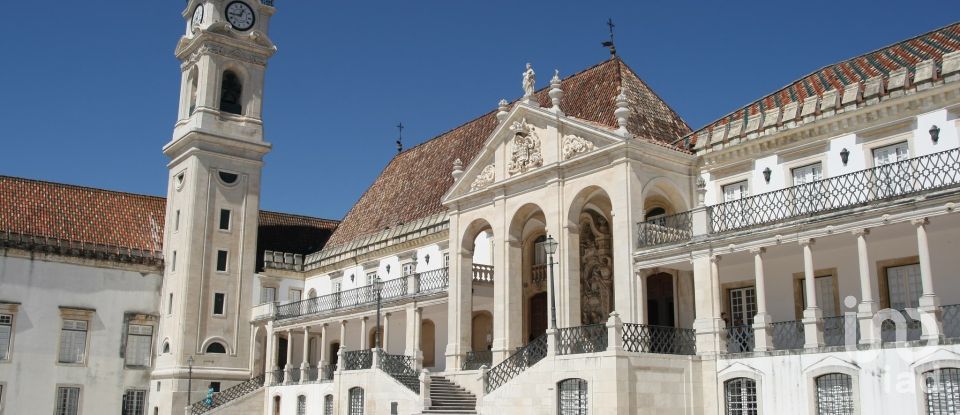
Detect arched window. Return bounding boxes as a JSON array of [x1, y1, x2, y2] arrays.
[[296, 395, 307, 415], [815, 373, 854, 415], [323, 394, 334, 415], [205, 342, 227, 354], [348, 387, 364, 415], [557, 378, 587, 415], [724, 377, 757, 415], [272, 396, 281, 415], [645, 206, 667, 219], [219, 70, 243, 115], [162, 341, 170, 354], [925, 368, 960, 414]]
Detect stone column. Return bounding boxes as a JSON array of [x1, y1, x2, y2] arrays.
[[445, 245, 473, 371], [284, 329, 294, 384], [268, 328, 280, 384], [382, 312, 391, 352], [300, 326, 311, 383], [636, 269, 650, 324], [493, 235, 522, 366], [800, 238, 824, 348], [319, 323, 329, 374], [339, 320, 347, 351], [853, 229, 880, 345], [914, 218, 943, 341], [412, 307, 424, 368], [750, 248, 773, 351], [360, 317, 369, 350], [691, 254, 725, 354]]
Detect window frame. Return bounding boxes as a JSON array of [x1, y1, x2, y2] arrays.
[[57, 310, 92, 366], [557, 378, 588, 415], [323, 394, 334, 415], [261, 286, 278, 305], [54, 385, 82, 415], [212, 293, 227, 317], [216, 250, 229, 273], [348, 387, 364, 415], [122, 388, 147, 415], [218, 209, 232, 232], [723, 376, 758, 415], [792, 268, 841, 319], [296, 395, 307, 415], [0, 311, 14, 363], [288, 289, 302, 303], [205, 341, 227, 354], [805, 366, 860, 415], [124, 323, 154, 368]]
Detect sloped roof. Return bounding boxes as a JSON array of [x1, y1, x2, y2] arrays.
[[0, 175, 338, 267], [325, 58, 690, 248], [686, 22, 960, 147]]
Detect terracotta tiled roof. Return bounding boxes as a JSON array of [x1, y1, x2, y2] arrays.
[[326, 58, 690, 247], [0, 175, 338, 266], [686, 22, 960, 147]]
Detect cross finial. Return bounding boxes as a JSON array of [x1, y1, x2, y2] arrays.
[[607, 18, 615, 41], [602, 18, 617, 59], [396, 122, 404, 153]]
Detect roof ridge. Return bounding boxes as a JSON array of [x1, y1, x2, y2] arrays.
[[0, 174, 165, 201], [616, 58, 692, 134], [682, 21, 960, 141], [259, 209, 341, 224]]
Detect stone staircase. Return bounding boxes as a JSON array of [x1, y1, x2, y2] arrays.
[[422, 376, 477, 414]]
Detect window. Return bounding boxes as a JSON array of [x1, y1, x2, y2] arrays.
[[219, 209, 231, 231], [723, 181, 749, 201], [219, 70, 243, 115], [213, 293, 226, 316], [815, 373, 854, 415], [289, 289, 302, 302], [873, 141, 911, 197], [122, 389, 147, 415], [924, 368, 960, 414], [297, 395, 307, 415], [218, 171, 239, 184], [557, 378, 588, 415], [645, 206, 667, 219], [724, 377, 757, 415], [800, 275, 839, 317], [886, 263, 922, 310], [366, 271, 377, 285], [0, 314, 11, 361], [175, 210, 180, 231], [792, 163, 823, 214], [125, 324, 153, 367], [157, 381, 161, 392], [209, 382, 221, 392], [324, 394, 334, 415], [348, 387, 364, 415], [722, 181, 750, 228], [162, 342, 170, 354], [261, 287, 277, 304], [171, 251, 177, 272], [56, 387, 81, 415], [206, 342, 226, 354], [58, 320, 88, 364], [402, 263, 415, 277], [216, 250, 228, 272], [168, 293, 174, 315], [534, 235, 548, 266], [443, 253, 450, 269], [728, 286, 757, 353]]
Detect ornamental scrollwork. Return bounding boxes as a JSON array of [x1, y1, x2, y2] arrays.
[[562, 134, 595, 160], [471, 164, 496, 192], [507, 118, 543, 176]]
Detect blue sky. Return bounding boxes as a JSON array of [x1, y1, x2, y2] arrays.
[[0, 1, 956, 220]]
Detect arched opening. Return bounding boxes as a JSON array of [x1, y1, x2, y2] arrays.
[[296, 395, 306, 415], [641, 178, 689, 220], [219, 70, 243, 115], [459, 218, 495, 359], [421, 319, 436, 367], [723, 377, 757, 414], [162, 341, 170, 354], [205, 342, 226, 354], [368, 327, 383, 350], [509, 203, 548, 344], [276, 337, 288, 369], [647, 273, 675, 327], [272, 396, 281, 415], [557, 378, 588, 415], [528, 292, 548, 341], [567, 187, 615, 326], [253, 327, 267, 375], [308, 336, 318, 364], [324, 394, 334, 415], [471, 311, 493, 351]]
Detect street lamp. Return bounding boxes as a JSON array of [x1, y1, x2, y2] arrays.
[[187, 355, 195, 406], [372, 275, 385, 349], [543, 235, 559, 330]]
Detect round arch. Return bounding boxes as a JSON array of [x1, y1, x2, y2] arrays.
[[200, 337, 232, 355], [640, 176, 690, 219]]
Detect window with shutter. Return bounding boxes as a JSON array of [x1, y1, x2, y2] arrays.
[[125, 325, 153, 367], [55, 386, 81, 415], [815, 373, 855, 415], [724, 378, 757, 415], [122, 389, 147, 415], [0, 314, 11, 360], [59, 320, 88, 364]]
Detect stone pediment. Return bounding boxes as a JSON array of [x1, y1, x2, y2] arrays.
[[443, 104, 623, 201]]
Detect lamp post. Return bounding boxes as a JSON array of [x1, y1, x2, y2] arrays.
[[373, 275, 385, 349], [543, 235, 559, 330], [187, 355, 195, 406]]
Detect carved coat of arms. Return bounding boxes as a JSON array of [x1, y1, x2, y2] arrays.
[[507, 118, 543, 176]]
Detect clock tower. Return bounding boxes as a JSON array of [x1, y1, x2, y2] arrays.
[[150, 1, 276, 414]]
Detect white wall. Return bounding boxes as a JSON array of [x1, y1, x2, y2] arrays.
[[0, 255, 162, 415]]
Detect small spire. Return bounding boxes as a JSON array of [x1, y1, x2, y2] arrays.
[[602, 18, 617, 59], [497, 99, 510, 123], [549, 70, 564, 115], [452, 158, 464, 180], [395, 122, 404, 153], [614, 86, 631, 137]]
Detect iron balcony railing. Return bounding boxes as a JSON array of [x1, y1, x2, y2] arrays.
[[377, 350, 420, 394], [461, 351, 493, 370], [637, 211, 694, 248], [472, 264, 494, 283], [771, 320, 804, 350], [484, 333, 548, 394], [556, 324, 608, 355], [710, 148, 960, 234], [942, 305, 960, 339], [725, 325, 755, 354], [880, 309, 922, 343], [270, 369, 285, 386], [189, 375, 265, 415], [274, 268, 449, 321], [342, 350, 373, 371], [621, 323, 696, 355]]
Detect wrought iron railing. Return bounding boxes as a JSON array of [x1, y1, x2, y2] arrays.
[[377, 350, 420, 393], [462, 351, 493, 370], [321, 364, 336, 381], [343, 350, 373, 370], [637, 212, 694, 247], [823, 316, 860, 347], [771, 320, 804, 350], [710, 148, 960, 233], [621, 323, 696, 355], [725, 325, 755, 353], [286, 366, 301, 383], [879, 309, 922, 343], [484, 334, 548, 394], [556, 324, 608, 355], [274, 269, 449, 321], [303, 366, 318, 382], [942, 304, 960, 339], [473, 264, 494, 283], [269, 369, 285, 386], [189, 375, 265, 415]]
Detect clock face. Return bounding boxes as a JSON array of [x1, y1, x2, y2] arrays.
[[191, 5, 204, 27], [225, 1, 255, 31]]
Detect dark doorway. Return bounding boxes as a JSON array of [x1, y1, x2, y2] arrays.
[[647, 273, 675, 327], [277, 338, 288, 368], [330, 342, 340, 368], [529, 292, 548, 342]]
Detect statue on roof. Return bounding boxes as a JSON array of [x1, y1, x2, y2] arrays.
[[522, 63, 536, 98]]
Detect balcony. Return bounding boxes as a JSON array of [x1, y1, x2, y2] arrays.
[[637, 148, 960, 248], [251, 301, 277, 321], [273, 268, 450, 321]]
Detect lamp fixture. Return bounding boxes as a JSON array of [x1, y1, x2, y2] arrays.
[[543, 235, 558, 255], [930, 125, 940, 143], [762, 167, 772, 184], [840, 148, 850, 166]]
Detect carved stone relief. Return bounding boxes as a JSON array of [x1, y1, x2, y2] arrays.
[[507, 118, 543, 176], [562, 135, 595, 160], [580, 210, 614, 325], [470, 164, 496, 192]]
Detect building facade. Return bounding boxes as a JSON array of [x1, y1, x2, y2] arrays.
[[1, 1, 960, 415]]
